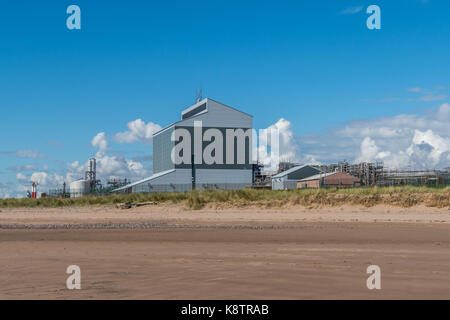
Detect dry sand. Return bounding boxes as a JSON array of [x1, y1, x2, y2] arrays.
[[0, 204, 450, 299]]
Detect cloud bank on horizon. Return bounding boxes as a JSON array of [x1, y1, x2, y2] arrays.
[[295, 103, 450, 169]]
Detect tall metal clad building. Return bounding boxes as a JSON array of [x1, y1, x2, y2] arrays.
[[113, 98, 254, 193]]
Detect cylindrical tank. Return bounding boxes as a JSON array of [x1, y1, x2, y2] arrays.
[[69, 179, 90, 198]]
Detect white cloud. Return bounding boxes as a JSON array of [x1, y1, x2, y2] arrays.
[[14, 172, 65, 197], [10, 164, 37, 172], [270, 118, 298, 162], [65, 160, 85, 184], [16, 173, 27, 181], [96, 155, 128, 177], [68, 160, 81, 171], [126, 160, 147, 177], [408, 129, 450, 166], [29, 172, 64, 187], [357, 137, 382, 162], [297, 103, 450, 169], [114, 119, 162, 144], [257, 118, 299, 168], [340, 6, 363, 15], [418, 94, 447, 102], [89, 155, 148, 180], [66, 153, 149, 184], [92, 132, 108, 152], [0, 150, 45, 159], [62, 126, 153, 186], [437, 103, 450, 118], [30, 172, 48, 184], [16, 150, 45, 159], [407, 86, 447, 102]]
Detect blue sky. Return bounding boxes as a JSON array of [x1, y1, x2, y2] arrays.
[[1, 0, 450, 197]]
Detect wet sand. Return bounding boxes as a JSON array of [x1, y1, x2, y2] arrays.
[[0, 205, 449, 299]]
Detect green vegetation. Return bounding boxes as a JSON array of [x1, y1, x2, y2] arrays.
[[1, 186, 449, 210]]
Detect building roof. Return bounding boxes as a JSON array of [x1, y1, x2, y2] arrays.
[[272, 164, 320, 179], [111, 169, 176, 192], [299, 171, 358, 182], [153, 98, 253, 136], [206, 98, 253, 118]]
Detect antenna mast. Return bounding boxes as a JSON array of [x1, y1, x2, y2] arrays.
[[195, 88, 203, 103]]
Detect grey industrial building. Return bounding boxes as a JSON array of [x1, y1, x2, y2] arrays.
[[271, 165, 322, 190], [113, 98, 254, 193]]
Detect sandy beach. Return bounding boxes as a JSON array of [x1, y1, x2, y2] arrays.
[[1, 204, 450, 299]]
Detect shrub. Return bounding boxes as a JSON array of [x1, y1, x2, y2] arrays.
[[0, 186, 448, 209]]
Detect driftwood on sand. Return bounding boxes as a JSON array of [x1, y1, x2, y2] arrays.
[[115, 201, 158, 209]]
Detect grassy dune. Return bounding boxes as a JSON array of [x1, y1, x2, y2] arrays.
[[1, 186, 449, 210]]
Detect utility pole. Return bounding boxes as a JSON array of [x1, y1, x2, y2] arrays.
[[191, 154, 196, 190]]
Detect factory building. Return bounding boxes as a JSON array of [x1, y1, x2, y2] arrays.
[[271, 165, 322, 190], [298, 172, 360, 188], [69, 158, 98, 197], [113, 98, 254, 193], [378, 170, 450, 187]]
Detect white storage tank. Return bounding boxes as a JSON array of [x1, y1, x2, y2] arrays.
[[70, 179, 90, 198]]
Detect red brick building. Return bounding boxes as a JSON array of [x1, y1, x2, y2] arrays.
[[297, 172, 360, 188]]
